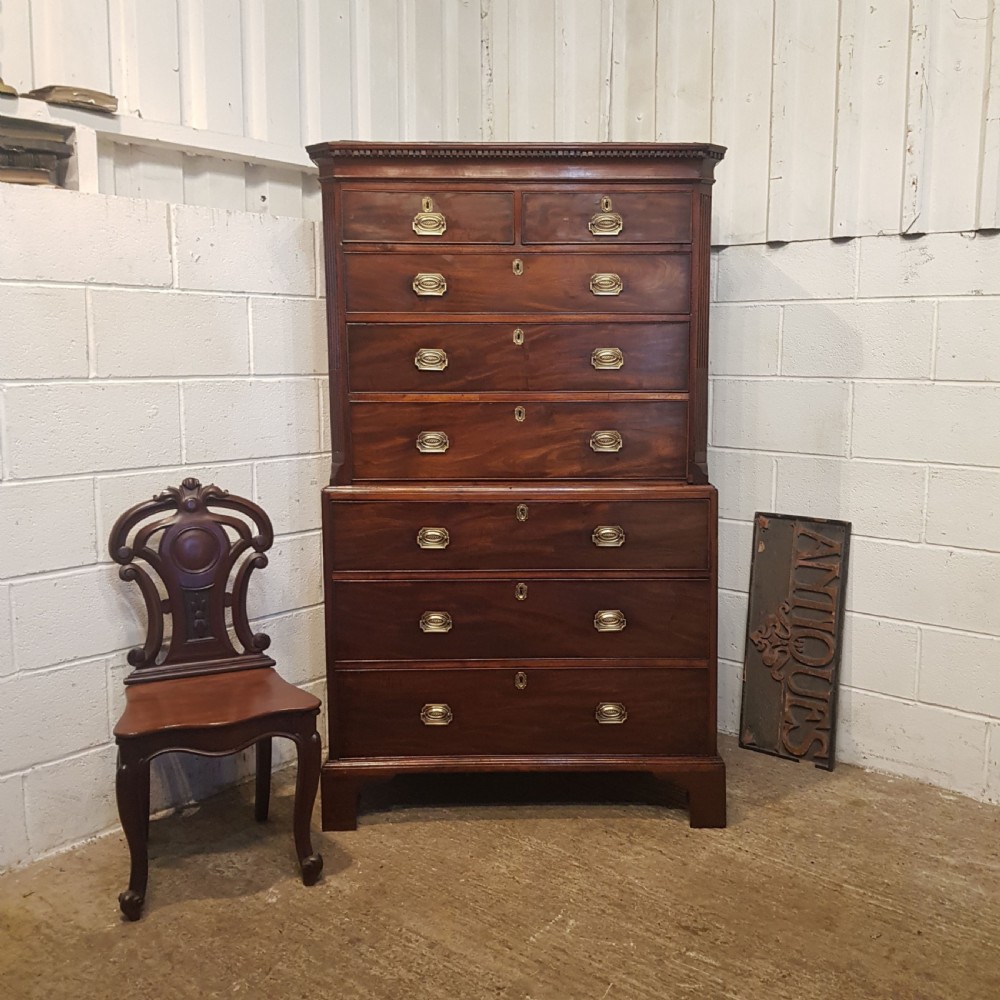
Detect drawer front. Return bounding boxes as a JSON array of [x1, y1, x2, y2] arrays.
[[330, 578, 712, 661], [522, 190, 692, 244], [328, 499, 711, 571], [348, 321, 689, 392], [341, 190, 515, 244], [350, 400, 687, 480], [333, 666, 711, 758], [344, 252, 691, 314]]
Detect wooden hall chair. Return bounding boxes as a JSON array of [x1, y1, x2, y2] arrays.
[[109, 477, 323, 921]]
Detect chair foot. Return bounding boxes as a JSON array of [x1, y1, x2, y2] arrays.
[[300, 853, 324, 886], [119, 889, 145, 921]]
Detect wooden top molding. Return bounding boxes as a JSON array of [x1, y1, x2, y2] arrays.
[[307, 141, 726, 181]]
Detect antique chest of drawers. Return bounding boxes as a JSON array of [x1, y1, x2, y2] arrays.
[[306, 141, 726, 830]]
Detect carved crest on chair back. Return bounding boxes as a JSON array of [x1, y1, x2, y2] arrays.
[[109, 477, 275, 683]]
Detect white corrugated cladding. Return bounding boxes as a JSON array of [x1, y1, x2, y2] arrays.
[[1, 0, 997, 241]]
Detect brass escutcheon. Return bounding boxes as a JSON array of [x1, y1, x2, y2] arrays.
[[595, 701, 628, 724], [414, 347, 448, 371], [594, 609, 627, 632], [419, 611, 453, 633], [512, 258, 524, 276], [590, 430, 623, 453], [588, 196, 624, 237], [515, 582, 528, 601], [512, 327, 525, 346], [592, 525, 626, 548], [412, 272, 448, 296], [412, 196, 447, 236], [514, 405, 526, 423], [416, 526, 450, 550], [420, 703, 453, 725], [416, 430, 450, 453], [514, 671, 528, 690], [515, 503, 529, 522], [590, 272, 623, 296], [591, 347, 624, 370]]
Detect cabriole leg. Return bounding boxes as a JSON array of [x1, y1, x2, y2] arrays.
[[116, 748, 151, 921], [293, 728, 323, 885]]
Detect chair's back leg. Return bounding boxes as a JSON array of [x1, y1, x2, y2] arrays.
[[255, 737, 273, 822]]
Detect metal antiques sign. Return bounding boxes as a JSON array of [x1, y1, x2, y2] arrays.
[[739, 513, 851, 770]]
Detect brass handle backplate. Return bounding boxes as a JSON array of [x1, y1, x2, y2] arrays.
[[420, 703, 453, 725], [415, 347, 448, 371], [592, 525, 626, 548], [594, 609, 627, 632], [591, 347, 624, 370], [590, 273, 623, 296], [419, 611, 453, 633], [416, 430, 450, 453], [413, 272, 447, 296], [590, 430, 623, 453], [595, 701, 628, 724], [412, 196, 447, 236], [589, 196, 624, 236], [416, 527, 450, 550]]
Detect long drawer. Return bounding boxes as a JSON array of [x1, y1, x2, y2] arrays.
[[344, 252, 691, 314], [332, 665, 712, 758], [327, 498, 711, 571], [330, 578, 712, 661], [347, 321, 689, 392], [350, 400, 688, 480]]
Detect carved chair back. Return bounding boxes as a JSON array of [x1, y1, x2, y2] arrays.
[[109, 477, 274, 684]]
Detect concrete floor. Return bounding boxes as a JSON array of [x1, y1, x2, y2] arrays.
[[1, 736, 998, 1000]]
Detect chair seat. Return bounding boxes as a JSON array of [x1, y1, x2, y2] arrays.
[[114, 667, 320, 739]]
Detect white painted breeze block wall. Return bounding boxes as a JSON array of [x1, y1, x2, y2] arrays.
[[0, 184, 330, 869], [710, 234, 1000, 804]]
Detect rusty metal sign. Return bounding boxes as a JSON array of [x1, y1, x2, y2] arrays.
[[739, 512, 851, 770]]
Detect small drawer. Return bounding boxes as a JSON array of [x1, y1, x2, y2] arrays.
[[329, 578, 712, 661], [347, 321, 689, 392], [344, 252, 691, 315], [340, 190, 515, 243], [522, 190, 692, 244], [327, 498, 712, 571], [349, 400, 688, 480], [332, 665, 712, 758]]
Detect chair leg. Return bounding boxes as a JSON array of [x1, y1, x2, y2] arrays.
[[116, 749, 150, 921], [255, 737, 272, 822], [293, 728, 323, 886]]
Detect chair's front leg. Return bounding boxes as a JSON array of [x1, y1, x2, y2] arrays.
[[293, 726, 323, 886], [255, 737, 272, 822], [115, 746, 151, 921]]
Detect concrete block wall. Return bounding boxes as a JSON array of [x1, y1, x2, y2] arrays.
[[0, 185, 329, 870], [711, 233, 1000, 802], [3, 184, 999, 872]]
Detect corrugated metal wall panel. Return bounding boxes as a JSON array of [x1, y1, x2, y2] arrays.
[[4, 0, 999, 239]]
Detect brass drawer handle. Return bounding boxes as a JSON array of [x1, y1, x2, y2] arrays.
[[590, 272, 623, 296], [595, 701, 628, 724], [414, 347, 448, 371], [594, 609, 627, 632], [591, 347, 624, 370], [416, 527, 450, 550], [592, 525, 626, 548], [590, 430, 623, 453], [413, 272, 447, 296], [412, 196, 447, 236], [420, 703, 453, 725], [419, 611, 453, 633], [416, 430, 450, 453], [589, 196, 624, 237]]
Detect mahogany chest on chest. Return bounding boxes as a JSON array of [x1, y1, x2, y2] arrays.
[[307, 141, 726, 829]]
